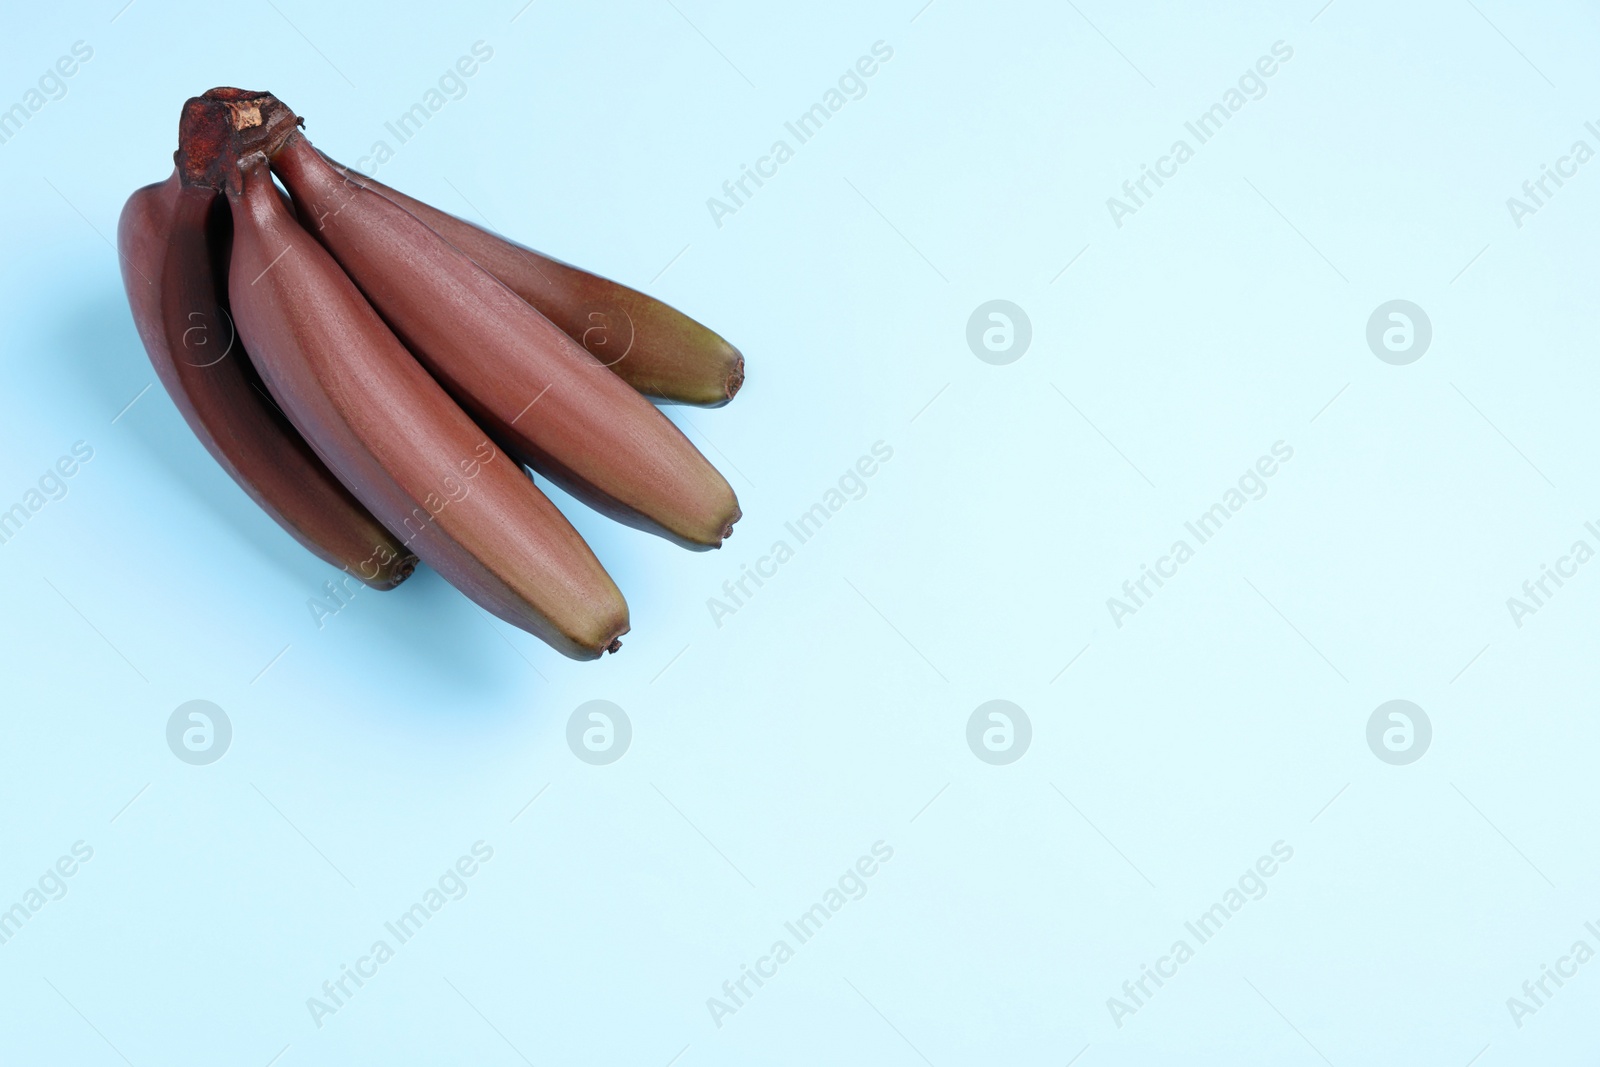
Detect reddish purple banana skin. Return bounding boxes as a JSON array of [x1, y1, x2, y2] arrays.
[[117, 162, 415, 590], [322, 153, 745, 408], [266, 129, 741, 551], [224, 150, 629, 658]]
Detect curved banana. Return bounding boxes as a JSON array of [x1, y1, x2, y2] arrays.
[[325, 154, 745, 407], [262, 120, 740, 551], [117, 99, 415, 589], [223, 144, 629, 657]]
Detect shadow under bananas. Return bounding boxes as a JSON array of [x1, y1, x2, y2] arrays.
[[57, 288, 349, 592], [62, 290, 554, 694], [314, 562, 543, 700], [59, 290, 743, 699]]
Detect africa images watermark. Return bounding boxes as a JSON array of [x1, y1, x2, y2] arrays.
[[1504, 120, 1600, 229], [348, 41, 496, 176], [1504, 919, 1600, 1030], [305, 841, 494, 1029], [167, 700, 232, 766], [0, 841, 94, 949], [306, 440, 495, 630], [705, 841, 894, 1029], [706, 40, 895, 228], [1106, 840, 1294, 1029], [0, 41, 94, 148], [1106, 441, 1294, 628], [1503, 520, 1600, 629], [0, 440, 95, 548], [1105, 41, 1294, 228], [706, 441, 893, 628]]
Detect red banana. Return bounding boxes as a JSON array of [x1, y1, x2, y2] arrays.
[[252, 108, 740, 551], [117, 100, 415, 589], [324, 155, 745, 407], [223, 141, 629, 658]]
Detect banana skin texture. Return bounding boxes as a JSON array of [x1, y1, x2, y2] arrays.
[[117, 164, 416, 590], [267, 130, 741, 551], [322, 153, 745, 407], [224, 151, 629, 658]]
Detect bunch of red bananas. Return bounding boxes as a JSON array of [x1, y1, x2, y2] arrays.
[[118, 88, 744, 659]]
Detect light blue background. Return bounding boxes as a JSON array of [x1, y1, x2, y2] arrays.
[[2, 0, 1599, 1063]]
